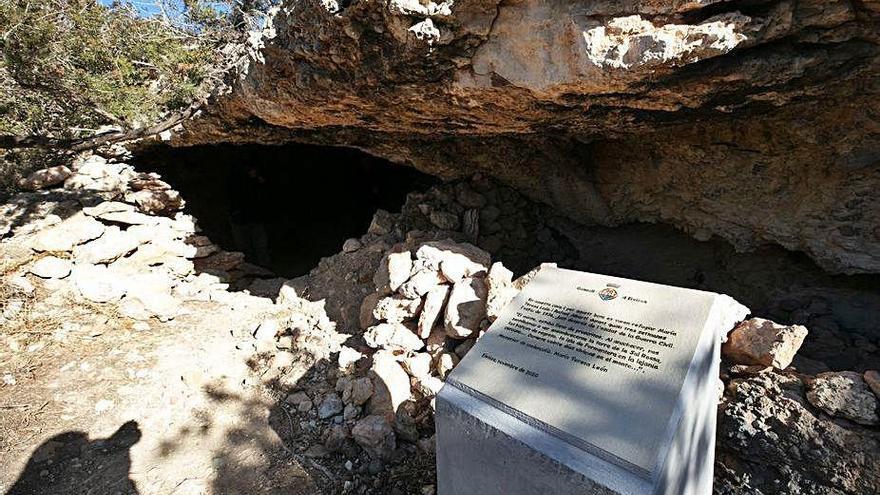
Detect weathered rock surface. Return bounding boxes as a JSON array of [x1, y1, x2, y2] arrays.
[[417, 284, 449, 338], [806, 371, 880, 426], [73, 226, 142, 264], [866, 370, 880, 399], [368, 351, 412, 420], [375, 251, 413, 293], [174, 0, 880, 274], [723, 318, 808, 370], [318, 392, 344, 419], [372, 295, 422, 323], [485, 262, 517, 322], [340, 377, 374, 406], [717, 370, 880, 494], [71, 264, 127, 303], [31, 214, 105, 252]]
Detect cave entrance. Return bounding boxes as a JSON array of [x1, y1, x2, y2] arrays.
[[132, 143, 436, 277]]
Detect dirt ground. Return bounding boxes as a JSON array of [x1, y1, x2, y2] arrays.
[[0, 292, 322, 495]]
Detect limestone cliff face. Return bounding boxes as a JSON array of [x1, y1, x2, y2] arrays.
[[177, 0, 880, 274]]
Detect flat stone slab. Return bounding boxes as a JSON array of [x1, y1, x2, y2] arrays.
[[438, 267, 748, 495]]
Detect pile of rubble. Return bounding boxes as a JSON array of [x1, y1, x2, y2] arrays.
[[247, 238, 554, 493], [273, 231, 879, 493], [271, 230, 878, 495], [352, 241, 554, 452], [1, 155, 297, 328], [243, 174, 879, 494]]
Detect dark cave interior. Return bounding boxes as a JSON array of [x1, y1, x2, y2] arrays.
[[131, 142, 880, 372], [133, 143, 436, 277]]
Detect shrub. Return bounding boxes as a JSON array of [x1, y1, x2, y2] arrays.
[[0, 0, 262, 193]]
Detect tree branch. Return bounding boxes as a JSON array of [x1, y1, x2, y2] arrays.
[[0, 101, 201, 152]]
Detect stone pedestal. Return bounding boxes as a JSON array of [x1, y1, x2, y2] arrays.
[[436, 267, 748, 495]]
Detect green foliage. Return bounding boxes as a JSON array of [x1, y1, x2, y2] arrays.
[[0, 0, 227, 138], [0, 0, 252, 194]]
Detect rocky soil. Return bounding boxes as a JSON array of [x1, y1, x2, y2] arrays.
[[1, 154, 879, 494]]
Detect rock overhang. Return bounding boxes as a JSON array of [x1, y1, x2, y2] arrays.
[[170, 0, 880, 274]]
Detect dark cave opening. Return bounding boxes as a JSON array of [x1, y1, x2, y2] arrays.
[[132, 143, 436, 277], [130, 142, 879, 372]]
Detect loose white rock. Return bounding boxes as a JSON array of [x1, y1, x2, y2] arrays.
[[118, 297, 150, 321], [71, 264, 126, 303], [73, 226, 141, 264], [415, 241, 490, 280], [413, 375, 444, 398], [118, 272, 180, 321], [368, 351, 412, 419], [398, 268, 445, 299], [28, 256, 72, 279], [83, 201, 135, 218], [375, 251, 413, 292], [32, 213, 105, 252], [444, 277, 488, 339], [486, 262, 519, 321], [338, 346, 364, 371], [402, 352, 432, 378], [434, 351, 459, 379], [512, 262, 557, 290], [372, 295, 422, 323], [363, 322, 424, 351], [417, 284, 450, 338]]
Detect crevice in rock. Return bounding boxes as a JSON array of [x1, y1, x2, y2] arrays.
[[131, 143, 437, 278]]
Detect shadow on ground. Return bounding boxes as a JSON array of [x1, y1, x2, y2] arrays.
[[6, 421, 142, 495]]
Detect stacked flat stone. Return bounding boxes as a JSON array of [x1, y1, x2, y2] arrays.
[[6, 155, 256, 324], [335, 241, 558, 458]]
